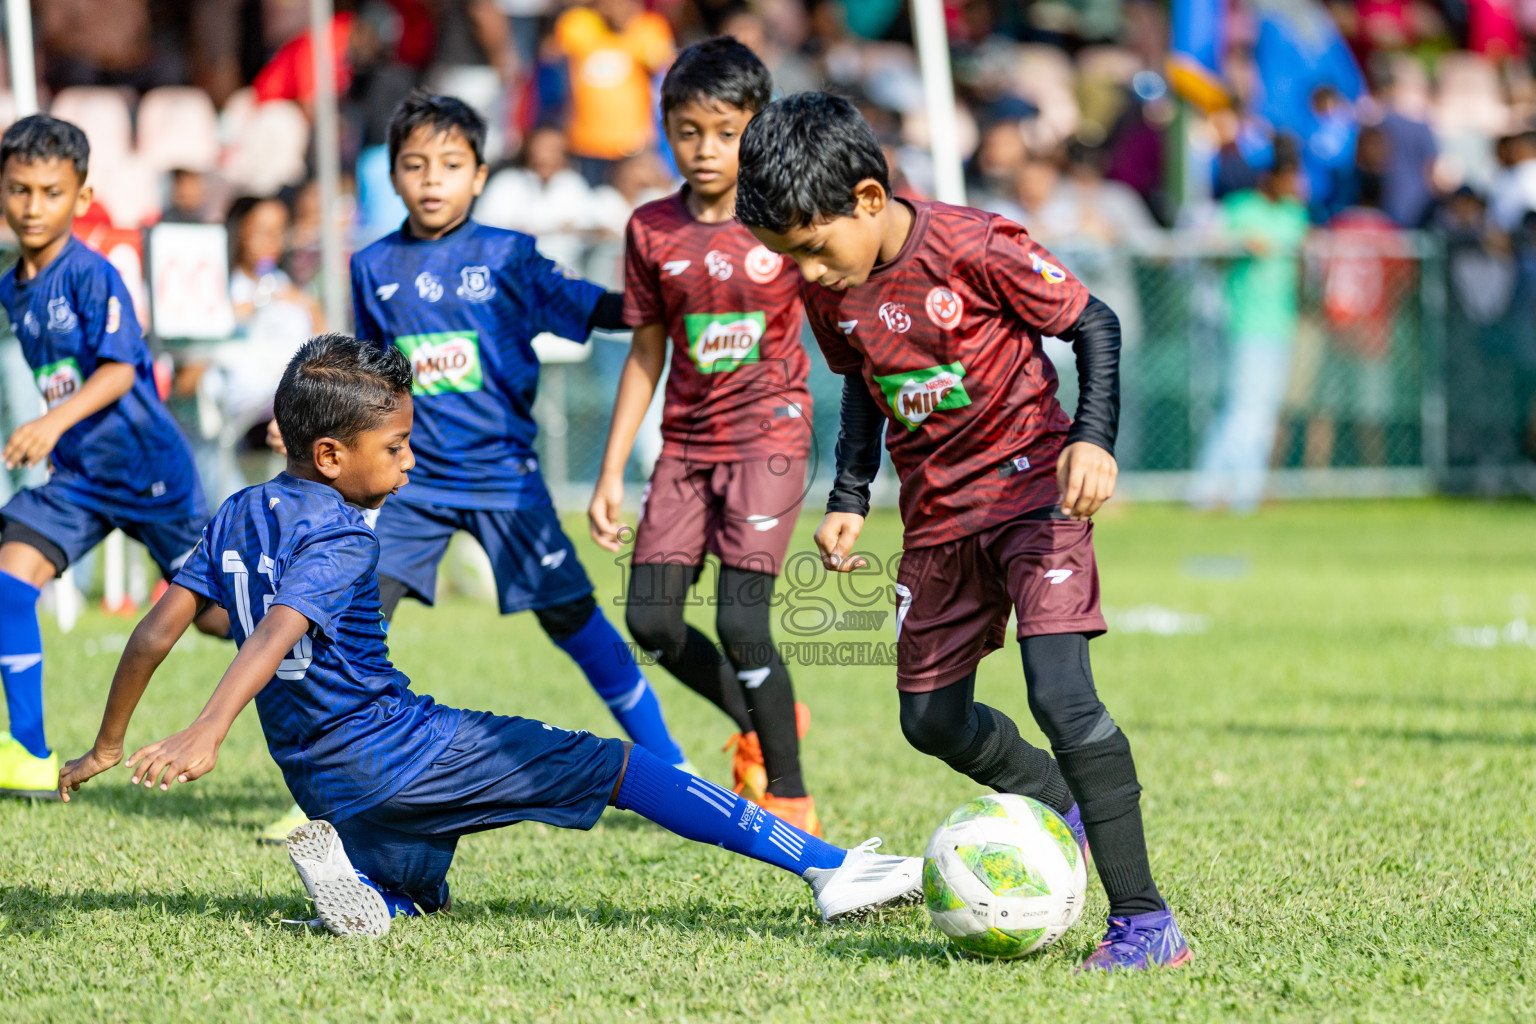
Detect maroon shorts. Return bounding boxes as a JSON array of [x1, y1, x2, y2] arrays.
[[632, 456, 808, 576], [894, 517, 1107, 692]]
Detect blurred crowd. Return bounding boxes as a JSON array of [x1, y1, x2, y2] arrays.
[[5, 0, 1536, 508]]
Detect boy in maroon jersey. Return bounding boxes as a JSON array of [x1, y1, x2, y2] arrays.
[[735, 93, 1191, 972], [589, 38, 819, 834]]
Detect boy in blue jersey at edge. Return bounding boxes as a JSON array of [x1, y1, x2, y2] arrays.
[[260, 92, 696, 842], [0, 115, 223, 799], [58, 334, 923, 937]]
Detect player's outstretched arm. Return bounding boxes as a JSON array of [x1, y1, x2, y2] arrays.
[[124, 605, 311, 793], [59, 583, 204, 799], [3, 360, 134, 470], [589, 322, 667, 551]]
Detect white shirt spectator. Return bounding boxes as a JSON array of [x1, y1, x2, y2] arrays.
[[476, 166, 593, 269]]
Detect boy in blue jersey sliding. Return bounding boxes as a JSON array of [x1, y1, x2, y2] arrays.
[[259, 92, 696, 842], [0, 116, 223, 799], [58, 334, 922, 937]]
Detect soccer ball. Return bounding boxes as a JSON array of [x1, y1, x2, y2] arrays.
[[923, 793, 1088, 958]]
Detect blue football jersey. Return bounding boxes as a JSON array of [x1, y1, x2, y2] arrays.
[[174, 473, 459, 821], [0, 237, 202, 520], [350, 220, 604, 509]]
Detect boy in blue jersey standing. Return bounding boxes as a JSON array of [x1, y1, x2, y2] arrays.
[[58, 334, 922, 937], [0, 116, 222, 798], [355, 93, 693, 761], [263, 92, 695, 841]]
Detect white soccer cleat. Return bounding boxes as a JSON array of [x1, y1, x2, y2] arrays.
[[804, 838, 925, 923], [286, 820, 391, 938]]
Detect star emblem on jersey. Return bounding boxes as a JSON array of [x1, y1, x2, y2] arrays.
[[663, 259, 691, 276], [837, 319, 858, 335], [744, 246, 782, 284], [925, 287, 964, 329], [415, 272, 443, 302], [375, 283, 399, 301], [457, 266, 496, 302], [47, 296, 78, 333], [872, 361, 972, 430], [705, 249, 733, 281], [1030, 252, 1068, 284], [878, 302, 912, 334]]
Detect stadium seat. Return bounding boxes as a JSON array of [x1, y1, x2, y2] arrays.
[[223, 99, 309, 195], [51, 87, 134, 161], [137, 87, 220, 173], [89, 154, 162, 228]]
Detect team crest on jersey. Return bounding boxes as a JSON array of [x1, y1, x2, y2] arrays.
[[395, 330, 484, 396], [744, 246, 782, 284], [457, 265, 496, 302], [106, 295, 122, 334], [1030, 252, 1067, 284], [878, 301, 912, 334], [684, 311, 765, 373], [925, 287, 963, 329], [415, 272, 444, 302], [872, 361, 973, 430], [34, 357, 82, 409], [47, 297, 78, 333], [705, 249, 733, 281]]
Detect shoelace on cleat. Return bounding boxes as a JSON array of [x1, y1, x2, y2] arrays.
[[1098, 916, 1161, 957]]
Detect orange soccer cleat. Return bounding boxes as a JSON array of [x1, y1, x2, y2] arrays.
[[723, 702, 811, 802], [758, 793, 821, 838]]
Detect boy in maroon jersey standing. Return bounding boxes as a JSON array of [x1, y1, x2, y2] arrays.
[[735, 92, 1191, 971], [589, 39, 819, 834]]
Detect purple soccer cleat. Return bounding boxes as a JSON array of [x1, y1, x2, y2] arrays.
[[1062, 803, 1089, 861], [1077, 906, 1192, 973]]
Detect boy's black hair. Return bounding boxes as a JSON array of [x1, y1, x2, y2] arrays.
[[660, 36, 772, 118], [1267, 134, 1302, 177], [275, 334, 413, 460], [0, 114, 90, 180], [735, 92, 890, 234], [387, 91, 487, 168]]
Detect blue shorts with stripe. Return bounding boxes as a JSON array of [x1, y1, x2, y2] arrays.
[[329, 708, 625, 912], [372, 495, 593, 615]]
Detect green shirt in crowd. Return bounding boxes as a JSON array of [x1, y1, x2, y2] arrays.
[[1222, 189, 1310, 344]]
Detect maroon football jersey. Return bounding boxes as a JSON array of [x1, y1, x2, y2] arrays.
[[624, 190, 812, 463], [804, 201, 1089, 548]]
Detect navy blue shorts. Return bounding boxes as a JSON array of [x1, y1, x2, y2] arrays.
[[329, 708, 625, 911], [0, 482, 205, 577], [373, 497, 593, 615]]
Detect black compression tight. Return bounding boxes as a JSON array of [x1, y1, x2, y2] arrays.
[[625, 562, 805, 797]]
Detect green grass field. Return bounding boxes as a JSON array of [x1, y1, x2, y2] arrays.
[[2, 500, 1534, 1022]]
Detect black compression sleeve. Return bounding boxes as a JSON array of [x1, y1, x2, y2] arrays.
[[587, 291, 627, 332], [826, 375, 884, 516], [1056, 294, 1121, 456]]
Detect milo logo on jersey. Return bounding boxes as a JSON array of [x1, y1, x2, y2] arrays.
[[872, 361, 972, 430], [34, 358, 83, 409], [684, 311, 766, 374], [394, 331, 484, 396]]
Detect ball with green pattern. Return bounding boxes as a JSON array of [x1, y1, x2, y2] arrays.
[[923, 793, 1088, 959]]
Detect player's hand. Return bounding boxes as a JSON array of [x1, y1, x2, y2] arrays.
[[265, 419, 287, 455], [814, 512, 868, 572], [588, 473, 628, 552], [3, 413, 65, 470], [58, 744, 123, 802], [1056, 441, 1118, 520], [125, 723, 222, 792]]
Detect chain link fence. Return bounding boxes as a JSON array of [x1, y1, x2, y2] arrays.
[[534, 230, 1516, 509]]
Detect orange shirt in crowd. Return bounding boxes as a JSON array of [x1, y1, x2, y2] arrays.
[[554, 6, 674, 160]]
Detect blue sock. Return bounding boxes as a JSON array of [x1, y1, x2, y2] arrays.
[[614, 745, 845, 875], [552, 609, 686, 765], [0, 570, 46, 759]]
